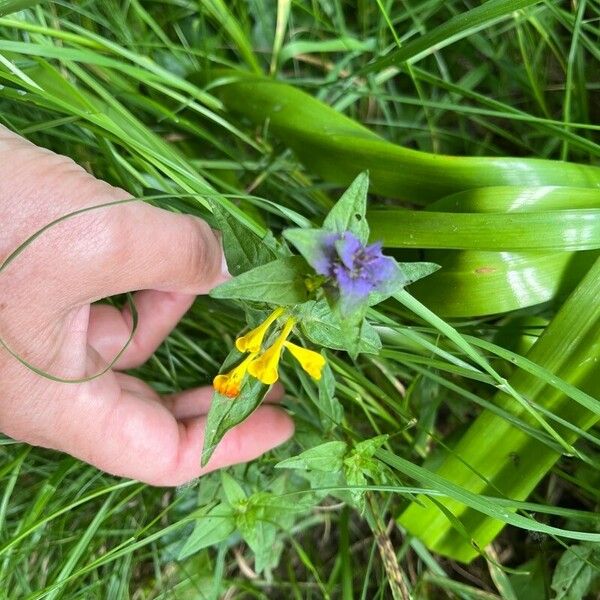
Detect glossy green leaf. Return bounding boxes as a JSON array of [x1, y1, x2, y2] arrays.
[[206, 70, 600, 202], [367, 209, 600, 251], [398, 258, 600, 562], [206, 71, 600, 317], [410, 250, 597, 317]]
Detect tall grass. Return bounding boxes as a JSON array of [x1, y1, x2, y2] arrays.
[[0, 1, 599, 598]]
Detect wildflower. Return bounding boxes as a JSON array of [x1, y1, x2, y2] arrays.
[[313, 231, 395, 308], [248, 318, 296, 385], [236, 307, 285, 353], [214, 310, 326, 398], [284, 341, 326, 380], [213, 352, 256, 398]]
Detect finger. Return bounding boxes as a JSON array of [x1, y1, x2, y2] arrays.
[[176, 405, 293, 485], [78, 200, 229, 303], [53, 385, 294, 486], [0, 125, 228, 307], [164, 382, 285, 420], [115, 373, 285, 420], [87, 291, 196, 370]]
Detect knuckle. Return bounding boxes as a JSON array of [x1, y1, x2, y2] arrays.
[[82, 198, 137, 268], [180, 216, 222, 286]]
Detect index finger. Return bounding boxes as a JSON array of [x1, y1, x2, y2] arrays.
[[84, 198, 229, 300]]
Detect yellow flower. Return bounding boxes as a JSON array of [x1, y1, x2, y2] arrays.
[[213, 353, 256, 398], [248, 318, 296, 385], [235, 307, 285, 353], [284, 341, 326, 381]]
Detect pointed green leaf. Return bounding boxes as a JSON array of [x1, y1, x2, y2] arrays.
[[318, 362, 344, 427], [221, 472, 246, 506], [210, 256, 310, 305], [209, 200, 279, 275], [323, 171, 370, 242], [275, 441, 348, 472], [551, 544, 598, 600], [179, 504, 235, 558]]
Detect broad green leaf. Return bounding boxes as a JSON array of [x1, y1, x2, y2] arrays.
[[179, 504, 235, 558], [323, 171, 370, 243], [368, 209, 600, 252], [202, 378, 268, 466], [210, 256, 310, 305], [207, 70, 600, 202], [551, 544, 598, 600], [275, 441, 348, 472], [209, 200, 278, 275], [398, 258, 600, 562]]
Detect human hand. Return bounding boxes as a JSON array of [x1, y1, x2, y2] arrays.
[[0, 125, 294, 485]]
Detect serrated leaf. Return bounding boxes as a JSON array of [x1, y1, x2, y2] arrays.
[[551, 544, 597, 600], [275, 440, 348, 472], [179, 504, 235, 559], [301, 300, 381, 355], [221, 472, 246, 505], [210, 256, 310, 305], [209, 200, 279, 275], [202, 377, 268, 466], [323, 171, 370, 242]]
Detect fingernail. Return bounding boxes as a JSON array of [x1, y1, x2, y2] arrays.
[[221, 251, 231, 279]]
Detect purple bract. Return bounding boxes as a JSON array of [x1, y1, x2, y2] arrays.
[[314, 231, 395, 306]]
